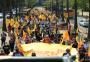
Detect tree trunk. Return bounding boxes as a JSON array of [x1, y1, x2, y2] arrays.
[[10, 1, 12, 18], [2, 10, 7, 31], [82, 9, 83, 16], [74, 0, 78, 31], [56, 0, 59, 17], [61, 0, 64, 21], [88, 0, 90, 40], [67, 0, 69, 23]]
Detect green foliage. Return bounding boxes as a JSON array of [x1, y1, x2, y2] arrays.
[[27, 0, 37, 8], [78, 0, 89, 11], [42, 0, 89, 11]]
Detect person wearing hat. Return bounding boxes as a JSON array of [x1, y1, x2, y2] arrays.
[[63, 49, 71, 57], [9, 32, 16, 52]]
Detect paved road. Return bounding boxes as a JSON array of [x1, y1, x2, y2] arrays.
[[70, 20, 88, 38]]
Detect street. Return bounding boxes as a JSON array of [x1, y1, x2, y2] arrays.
[[70, 18, 88, 38], [0, 0, 89, 62]]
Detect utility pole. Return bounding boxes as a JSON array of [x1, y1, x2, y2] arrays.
[[74, 0, 78, 32]]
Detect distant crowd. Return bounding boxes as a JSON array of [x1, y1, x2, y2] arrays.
[[0, 8, 89, 62]]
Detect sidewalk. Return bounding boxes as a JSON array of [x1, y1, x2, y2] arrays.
[[78, 11, 89, 16]]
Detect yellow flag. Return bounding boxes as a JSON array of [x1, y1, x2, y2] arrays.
[[76, 35, 79, 42], [14, 21, 19, 28], [53, 26, 56, 34], [88, 43, 90, 56], [10, 19, 14, 26], [42, 15, 46, 20], [78, 38, 83, 49], [32, 24, 36, 32], [63, 30, 70, 41], [39, 15, 42, 20], [15, 28, 19, 36], [6, 19, 10, 27], [70, 44, 73, 51], [27, 27, 31, 34], [25, 15, 29, 20], [23, 31, 27, 40]]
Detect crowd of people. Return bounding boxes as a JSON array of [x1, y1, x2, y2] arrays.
[[0, 8, 89, 62]]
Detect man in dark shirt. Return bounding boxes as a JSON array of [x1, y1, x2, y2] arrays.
[[79, 45, 87, 61], [3, 43, 10, 55], [63, 49, 71, 57], [13, 48, 23, 56], [1, 32, 7, 46], [72, 40, 78, 48], [9, 33, 16, 52]]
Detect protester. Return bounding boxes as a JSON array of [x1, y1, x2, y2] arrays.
[[63, 49, 71, 57], [8, 23, 12, 33], [43, 35, 51, 43], [72, 40, 78, 48], [83, 41, 88, 51], [3, 42, 10, 55], [35, 31, 42, 41], [13, 48, 23, 56], [4, 7, 89, 62], [0, 49, 6, 55], [79, 45, 87, 61], [50, 33, 55, 42], [1, 31, 7, 46], [31, 52, 36, 57], [9, 33, 16, 52]]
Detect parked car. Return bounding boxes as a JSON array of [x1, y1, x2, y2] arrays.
[[79, 20, 89, 28]]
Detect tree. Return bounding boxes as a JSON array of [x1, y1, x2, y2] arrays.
[[66, 0, 69, 23], [27, 0, 37, 8], [74, 0, 78, 33], [61, 0, 64, 21], [0, 0, 14, 31]]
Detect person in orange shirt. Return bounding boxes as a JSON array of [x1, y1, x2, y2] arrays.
[[43, 35, 51, 43]]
